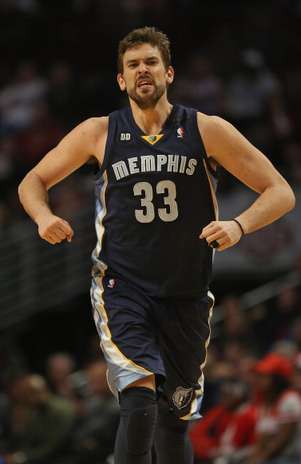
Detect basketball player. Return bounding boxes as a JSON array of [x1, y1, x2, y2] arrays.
[[18, 27, 295, 464]]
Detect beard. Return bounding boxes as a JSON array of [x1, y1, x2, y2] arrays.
[[127, 82, 166, 109]]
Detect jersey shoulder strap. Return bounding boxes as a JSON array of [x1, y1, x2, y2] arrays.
[[180, 105, 218, 178], [96, 109, 122, 177]]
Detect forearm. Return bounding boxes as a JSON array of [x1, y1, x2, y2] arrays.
[[18, 172, 53, 224], [236, 183, 295, 235]]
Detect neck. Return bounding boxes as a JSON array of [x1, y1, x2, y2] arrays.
[[129, 95, 173, 134]]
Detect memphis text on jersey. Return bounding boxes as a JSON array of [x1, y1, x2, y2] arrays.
[[112, 154, 197, 181]]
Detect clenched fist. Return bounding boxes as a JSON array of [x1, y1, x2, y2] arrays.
[[200, 220, 243, 251], [37, 213, 74, 245]]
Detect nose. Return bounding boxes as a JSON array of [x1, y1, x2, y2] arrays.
[[137, 61, 149, 74]]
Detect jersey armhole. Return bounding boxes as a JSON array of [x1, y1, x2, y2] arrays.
[[96, 114, 116, 178], [193, 111, 219, 180]]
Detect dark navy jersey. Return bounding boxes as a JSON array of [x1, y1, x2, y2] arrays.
[[92, 104, 218, 297]]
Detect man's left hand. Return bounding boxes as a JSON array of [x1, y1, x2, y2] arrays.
[[200, 220, 243, 251]]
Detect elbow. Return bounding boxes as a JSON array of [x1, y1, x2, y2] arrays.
[[18, 171, 35, 202], [267, 180, 296, 215], [281, 181, 296, 213], [18, 173, 30, 203], [285, 185, 296, 213], [18, 178, 25, 203]]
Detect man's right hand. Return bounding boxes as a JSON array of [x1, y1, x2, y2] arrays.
[[37, 214, 74, 245]]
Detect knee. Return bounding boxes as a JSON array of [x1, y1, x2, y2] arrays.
[[119, 387, 158, 455]]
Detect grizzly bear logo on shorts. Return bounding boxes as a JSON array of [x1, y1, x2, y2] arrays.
[[172, 386, 194, 410]]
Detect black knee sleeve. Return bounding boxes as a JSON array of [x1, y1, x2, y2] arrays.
[[155, 396, 193, 464], [157, 395, 189, 434], [158, 410, 189, 434], [119, 387, 158, 456]]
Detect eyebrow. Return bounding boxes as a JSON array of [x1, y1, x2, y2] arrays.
[[126, 56, 159, 65]]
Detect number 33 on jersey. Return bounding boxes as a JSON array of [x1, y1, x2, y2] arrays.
[[134, 180, 178, 223]]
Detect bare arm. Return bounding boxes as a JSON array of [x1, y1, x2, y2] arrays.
[[198, 114, 295, 251], [18, 117, 108, 244]]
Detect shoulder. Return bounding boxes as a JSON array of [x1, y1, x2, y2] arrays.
[[197, 113, 234, 152], [79, 116, 109, 141], [197, 112, 229, 130], [63, 116, 109, 145], [278, 390, 301, 409], [70, 117, 109, 162], [276, 390, 301, 421]]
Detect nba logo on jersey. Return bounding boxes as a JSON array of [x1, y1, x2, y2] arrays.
[[120, 132, 131, 141], [177, 127, 184, 138], [108, 278, 116, 288]]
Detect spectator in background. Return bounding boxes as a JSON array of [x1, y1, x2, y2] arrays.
[[190, 379, 249, 463], [73, 360, 119, 464], [47, 63, 79, 129], [225, 49, 291, 151], [212, 398, 259, 464], [219, 296, 256, 350], [0, 373, 28, 459], [271, 340, 298, 362], [1, 374, 76, 464], [46, 352, 87, 418], [0, 62, 47, 135], [46, 352, 76, 400], [202, 338, 256, 413], [172, 55, 224, 115], [16, 103, 63, 169], [247, 353, 301, 464]]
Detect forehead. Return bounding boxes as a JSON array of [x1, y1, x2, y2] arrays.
[[123, 43, 163, 63]]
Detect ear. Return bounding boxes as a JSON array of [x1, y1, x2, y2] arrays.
[[117, 73, 126, 91], [166, 66, 175, 85]]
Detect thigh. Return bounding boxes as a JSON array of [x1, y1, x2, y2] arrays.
[[90, 270, 165, 396], [157, 291, 215, 420]]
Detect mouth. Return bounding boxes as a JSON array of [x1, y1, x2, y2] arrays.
[[137, 79, 153, 89]]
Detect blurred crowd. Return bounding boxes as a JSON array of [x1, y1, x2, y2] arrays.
[[0, 354, 119, 464], [190, 284, 301, 464], [1, 283, 301, 464]]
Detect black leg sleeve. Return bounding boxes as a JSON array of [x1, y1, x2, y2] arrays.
[[154, 396, 193, 464], [114, 387, 158, 464]]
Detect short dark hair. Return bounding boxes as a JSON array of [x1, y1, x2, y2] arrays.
[[117, 26, 171, 72]]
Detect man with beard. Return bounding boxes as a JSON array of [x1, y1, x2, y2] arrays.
[[18, 27, 295, 464]]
